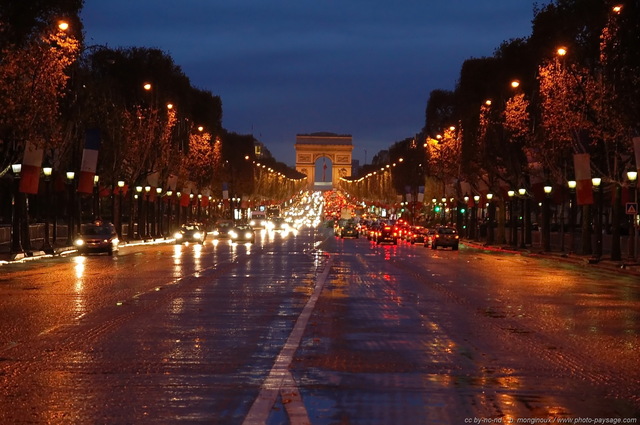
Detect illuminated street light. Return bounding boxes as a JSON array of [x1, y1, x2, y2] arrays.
[[58, 21, 69, 31], [592, 177, 603, 259], [557, 47, 567, 56], [143, 83, 152, 91], [511, 80, 520, 88], [627, 171, 637, 260]]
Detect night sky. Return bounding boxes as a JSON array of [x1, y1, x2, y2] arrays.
[[80, 0, 537, 166]]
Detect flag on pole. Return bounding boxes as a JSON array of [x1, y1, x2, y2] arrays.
[[180, 181, 194, 207], [77, 129, 100, 194], [417, 186, 425, 203], [201, 189, 210, 207], [573, 153, 594, 205], [222, 182, 229, 200], [19, 141, 44, 194]]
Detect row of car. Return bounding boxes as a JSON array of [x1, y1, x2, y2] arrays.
[[175, 220, 258, 244], [339, 220, 460, 250]]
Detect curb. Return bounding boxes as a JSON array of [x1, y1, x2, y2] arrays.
[[461, 240, 640, 276]]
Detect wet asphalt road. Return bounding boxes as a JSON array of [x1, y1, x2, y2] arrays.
[[0, 227, 638, 424]]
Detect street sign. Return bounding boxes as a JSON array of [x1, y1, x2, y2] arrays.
[[626, 202, 638, 215]]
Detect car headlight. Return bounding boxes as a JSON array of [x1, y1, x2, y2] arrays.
[[213, 230, 220, 236], [174, 232, 183, 239], [229, 231, 238, 238], [74, 238, 84, 246], [193, 232, 202, 239], [245, 232, 253, 239], [249, 220, 256, 226]]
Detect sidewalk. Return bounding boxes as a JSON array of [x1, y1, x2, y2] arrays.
[[462, 239, 640, 277], [0, 238, 173, 265]]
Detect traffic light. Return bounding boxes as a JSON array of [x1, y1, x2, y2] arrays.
[[434, 205, 441, 212], [459, 207, 466, 214]]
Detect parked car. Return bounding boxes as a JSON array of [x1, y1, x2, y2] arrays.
[[431, 226, 459, 250], [211, 219, 235, 239], [340, 223, 359, 238], [174, 223, 206, 244], [229, 224, 256, 243], [75, 220, 120, 255]]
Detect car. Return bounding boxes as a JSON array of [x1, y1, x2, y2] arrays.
[[211, 219, 235, 239], [229, 224, 256, 243], [174, 223, 206, 244], [340, 223, 359, 238], [75, 220, 119, 255], [268, 217, 289, 233], [408, 226, 427, 244], [423, 228, 437, 247], [431, 226, 459, 250], [376, 224, 398, 245]]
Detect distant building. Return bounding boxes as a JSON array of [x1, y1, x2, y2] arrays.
[[295, 132, 353, 190]]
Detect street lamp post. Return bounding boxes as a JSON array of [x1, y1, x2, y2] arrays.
[[93, 175, 100, 220], [486, 193, 495, 245], [117, 180, 125, 239], [156, 187, 163, 238], [463, 194, 470, 238], [41, 167, 54, 254], [567, 180, 577, 254], [508, 190, 517, 246], [543, 183, 553, 252], [627, 171, 637, 261], [135, 186, 143, 239], [197, 193, 202, 222], [166, 190, 173, 235], [65, 171, 76, 246], [176, 191, 182, 228], [518, 188, 527, 249], [10, 164, 24, 256], [472, 195, 480, 240], [592, 177, 603, 259], [144, 185, 151, 239]]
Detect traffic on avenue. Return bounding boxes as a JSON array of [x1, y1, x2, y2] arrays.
[[0, 190, 638, 424]]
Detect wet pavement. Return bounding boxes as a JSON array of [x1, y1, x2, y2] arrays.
[[0, 227, 638, 424]]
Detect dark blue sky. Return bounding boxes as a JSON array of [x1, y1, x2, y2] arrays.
[[81, 1, 537, 166]]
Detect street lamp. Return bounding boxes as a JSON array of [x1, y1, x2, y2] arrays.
[[156, 187, 163, 238], [486, 193, 495, 245], [41, 167, 54, 254], [176, 191, 182, 228], [135, 186, 143, 239], [472, 195, 480, 240], [166, 190, 173, 234], [144, 185, 151, 239], [543, 183, 553, 252], [10, 164, 24, 256], [93, 174, 100, 220], [592, 177, 603, 259], [567, 180, 577, 253], [117, 180, 125, 239], [518, 188, 528, 248], [627, 171, 637, 261], [65, 171, 76, 245]]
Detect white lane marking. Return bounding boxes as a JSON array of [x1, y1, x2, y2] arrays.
[[243, 257, 333, 425], [281, 370, 312, 425]]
